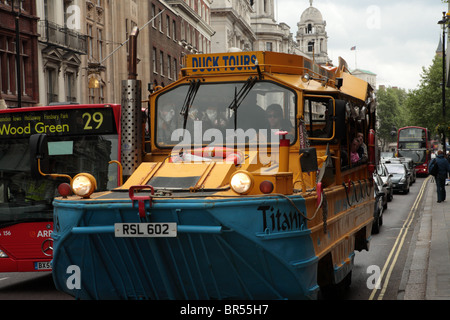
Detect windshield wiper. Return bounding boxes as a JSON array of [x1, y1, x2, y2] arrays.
[[180, 79, 201, 130], [228, 76, 258, 130]]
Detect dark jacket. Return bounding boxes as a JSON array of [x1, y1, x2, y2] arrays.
[[430, 154, 450, 177]]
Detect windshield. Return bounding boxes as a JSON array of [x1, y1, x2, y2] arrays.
[[397, 150, 426, 164], [385, 164, 406, 175], [155, 81, 297, 148], [0, 135, 118, 224]]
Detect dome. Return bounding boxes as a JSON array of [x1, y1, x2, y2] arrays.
[[300, 6, 323, 23]]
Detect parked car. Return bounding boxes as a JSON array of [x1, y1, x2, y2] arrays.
[[374, 172, 388, 210], [376, 163, 394, 202], [372, 173, 386, 234], [384, 162, 411, 194]]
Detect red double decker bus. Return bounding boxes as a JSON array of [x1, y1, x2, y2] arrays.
[[397, 126, 431, 175], [0, 104, 121, 272]]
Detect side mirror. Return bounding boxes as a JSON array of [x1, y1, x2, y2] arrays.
[[299, 148, 318, 173], [29, 134, 49, 179]]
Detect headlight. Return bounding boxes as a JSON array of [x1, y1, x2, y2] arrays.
[[400, 177, 406, 183], [230, 171, 254, 194], [71, 173, 97, 198], [0, 249, 8, 258]]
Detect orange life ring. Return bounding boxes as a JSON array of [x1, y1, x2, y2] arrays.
[[368, 129, 376, 174], [171, 147, 243, 165]]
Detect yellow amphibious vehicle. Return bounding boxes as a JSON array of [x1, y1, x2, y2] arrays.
[[47, 46, 376, 299]]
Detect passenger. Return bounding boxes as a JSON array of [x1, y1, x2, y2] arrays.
[[237, 91, 270, 132], [266, 104, 294, 133], [204, 105, 227, 131], [357, 132, 368, 163], [350, 138, 360, 164], [157, 103, 176, 144]]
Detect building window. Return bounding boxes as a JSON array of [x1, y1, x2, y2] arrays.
[[266, 42, 273, 51], [47, 68, 57, 103], [152, 47, 157, 74], [87, 24, 93, 59], [167, 54, 171, 79], [308, 41, 314, 52], [98, 29, 103, 61], [160, 50, 164, 76], [66, 71, 76, 102], [166, 15, 170, 37], [151, 4, 156, 28], [173, 58, 177, 80], [172, 20, 176, 40]]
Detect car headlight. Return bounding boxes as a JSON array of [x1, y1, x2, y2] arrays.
[[400, 177, 406, 183], [230, 171, 254, 194], [71, 173, 97, 198]]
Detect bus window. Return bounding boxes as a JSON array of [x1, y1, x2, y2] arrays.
[[305, 97, 334, 142]]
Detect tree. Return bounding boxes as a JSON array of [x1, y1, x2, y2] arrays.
[[404, 55, 450, 138], [376, 86, 405, 150]]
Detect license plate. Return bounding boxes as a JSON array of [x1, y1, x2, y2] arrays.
[[35, 261, 52, 270], [114, 223, 177, 238]]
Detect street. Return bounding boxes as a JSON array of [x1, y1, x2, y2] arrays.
[[344, 177, 428, 300], [0, 178, 428, 300], [0, 272, 72, 300]]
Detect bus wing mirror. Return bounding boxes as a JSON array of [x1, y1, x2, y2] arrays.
[[30, 134, 49, 179], [299, 148, 318, 172]]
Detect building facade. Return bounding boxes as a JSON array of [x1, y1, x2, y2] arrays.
[[210, 0, 255, 53], [249, 0, 304, 56], [0, 0, 39, 107], [296, 1, 331, 65]]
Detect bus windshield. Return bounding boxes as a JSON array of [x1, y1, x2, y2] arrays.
[[0, 134, 118, 224], [397, 149, 426, 164], [155, 81, 297, 148]]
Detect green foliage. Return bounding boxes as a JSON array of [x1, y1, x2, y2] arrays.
[[376, 55, 450, 148], [403, 55, 450, 137]]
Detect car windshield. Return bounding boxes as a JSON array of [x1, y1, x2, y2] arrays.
[[0, 135, 118, 224], [385, 164, 405, 174], [155, 81, 297, 148]]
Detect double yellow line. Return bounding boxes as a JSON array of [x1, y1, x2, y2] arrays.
[[369, 176, 431, 300]]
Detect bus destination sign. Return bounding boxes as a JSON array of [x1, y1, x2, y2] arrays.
[[0, 108, 116, 139]]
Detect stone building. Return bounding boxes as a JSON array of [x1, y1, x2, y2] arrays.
[[296, 0, 331, 65], [0, 0, 39, 107], [210, 0, 255, 53]]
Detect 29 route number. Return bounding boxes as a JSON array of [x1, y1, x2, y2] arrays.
[[83, 112, 104, 130]]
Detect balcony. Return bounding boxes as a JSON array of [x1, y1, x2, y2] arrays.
[[38, 20, 87, 55]]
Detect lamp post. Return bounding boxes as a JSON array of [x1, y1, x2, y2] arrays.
[[12, 0, 22, 108], [438, 11, 449, 155]]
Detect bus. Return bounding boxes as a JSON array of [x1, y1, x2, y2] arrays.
[[44, 47, 376, 299], [0, 104, 121, 272], [397, 126, 431, 175]]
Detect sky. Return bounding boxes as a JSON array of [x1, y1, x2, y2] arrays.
[[275, 0, 447, 90]]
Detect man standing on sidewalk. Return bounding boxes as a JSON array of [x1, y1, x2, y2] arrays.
[[430, 150, 450, 203]]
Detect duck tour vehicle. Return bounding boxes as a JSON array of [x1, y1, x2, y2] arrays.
[[31, 27, 377, 300]]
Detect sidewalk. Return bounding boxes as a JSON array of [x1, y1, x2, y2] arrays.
[[402, 177, 450, 300]]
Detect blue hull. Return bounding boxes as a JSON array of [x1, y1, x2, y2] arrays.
[[52, 195, 320, 299]]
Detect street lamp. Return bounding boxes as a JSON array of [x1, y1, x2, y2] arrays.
[[11, 0, 22, 108], [438, 11, 449, 155]]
